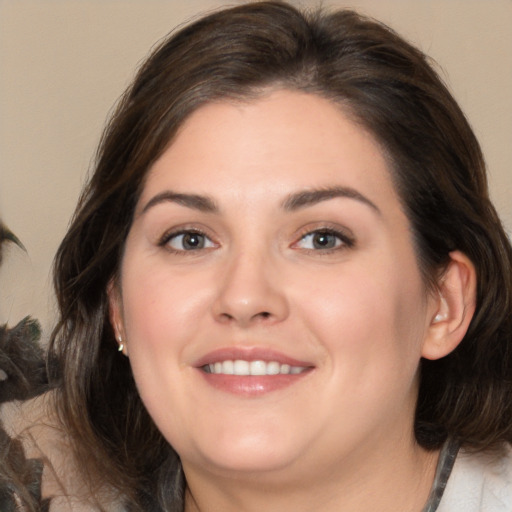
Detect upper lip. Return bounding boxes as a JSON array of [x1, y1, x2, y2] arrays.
[[194, 347, 314, 368]]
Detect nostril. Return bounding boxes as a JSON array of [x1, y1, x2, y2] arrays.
[[258, 312, 271, 319]]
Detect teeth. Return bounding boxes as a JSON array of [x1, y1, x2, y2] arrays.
[[222, 360, 234, 375], [204, 360, 306, 376], [266, 361, 280, 375], [281, 364, 290, 374], [234, 360, 250, 375], [249, 360, 266, 375]]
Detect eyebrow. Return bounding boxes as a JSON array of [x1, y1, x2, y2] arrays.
[[141, 186, 380, 216], [282, 186, 380, 214], [141, 191, 218, 215]]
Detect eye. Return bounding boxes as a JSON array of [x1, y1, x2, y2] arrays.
[[162, 230, 215, 252], [294, 229, 353, 251]]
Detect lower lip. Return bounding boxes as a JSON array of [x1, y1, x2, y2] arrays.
[[199, 370, 311, 396]]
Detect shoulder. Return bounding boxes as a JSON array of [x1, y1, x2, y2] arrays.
[[437, 444, 512, 512], [2, 392, 124, 511]]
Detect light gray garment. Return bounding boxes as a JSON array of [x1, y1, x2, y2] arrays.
[[436, 444, 512, 512]]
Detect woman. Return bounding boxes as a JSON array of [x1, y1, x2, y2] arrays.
[[48, 2, 512, 511]]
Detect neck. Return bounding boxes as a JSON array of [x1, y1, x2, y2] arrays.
[[183, 436, 439, 512]]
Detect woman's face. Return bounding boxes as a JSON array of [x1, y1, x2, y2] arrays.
[[111, 90, 440, 482]]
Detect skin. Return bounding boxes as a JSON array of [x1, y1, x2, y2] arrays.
[[110, 89, 476, 511]]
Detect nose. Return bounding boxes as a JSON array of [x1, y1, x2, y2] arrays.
[[212, 250, 289, 327]]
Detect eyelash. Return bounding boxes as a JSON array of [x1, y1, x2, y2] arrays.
[[158, 228, 216, 254], [293, 227, 355, 254], [158, 224, 355, 256]]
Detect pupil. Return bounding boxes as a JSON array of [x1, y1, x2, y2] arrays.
[[313, 232, 334, 249], [183, 233, 203, 249]]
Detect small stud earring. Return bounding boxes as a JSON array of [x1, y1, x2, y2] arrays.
[[434, 312, 446, 323], [117, 335, 124, 352], [433, 297, 448, 323]]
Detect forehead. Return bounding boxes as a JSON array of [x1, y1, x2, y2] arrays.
[[138, 90, 399, 212]]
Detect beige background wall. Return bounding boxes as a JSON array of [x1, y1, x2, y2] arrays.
[[1, 0, 511, 338]]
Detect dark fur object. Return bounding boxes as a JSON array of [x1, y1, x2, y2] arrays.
[[0, 429, 50, 511], [0, 225, 52, 510], [0, 318, 49, 403]]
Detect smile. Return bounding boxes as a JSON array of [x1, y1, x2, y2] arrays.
[[203, 360, 307, 376]]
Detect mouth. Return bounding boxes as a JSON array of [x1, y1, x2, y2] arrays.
[[195, 348, 314, 395]]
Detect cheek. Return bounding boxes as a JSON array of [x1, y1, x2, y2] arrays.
[[118, 257, 218, 405], [118, 260, 216, 435], [296, 258, 427, 378], [122, 260, 209, 342]]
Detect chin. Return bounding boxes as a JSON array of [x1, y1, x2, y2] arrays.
[[183, 432, 303, 477]]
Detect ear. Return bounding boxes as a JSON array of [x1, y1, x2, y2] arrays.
[[107, 279, 128, 356], [421, 251, 477, 360]]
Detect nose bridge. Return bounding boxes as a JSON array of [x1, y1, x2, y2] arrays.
[[213, 241, 289, 326]]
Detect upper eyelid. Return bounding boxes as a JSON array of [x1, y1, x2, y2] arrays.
[[294, 224, 355, 242]]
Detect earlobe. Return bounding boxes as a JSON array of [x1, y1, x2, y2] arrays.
[[107, 279, 128, 356], [421, 251, 477, 360]]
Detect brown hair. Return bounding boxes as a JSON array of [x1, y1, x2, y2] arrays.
[[48, 2, 512, 510]]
